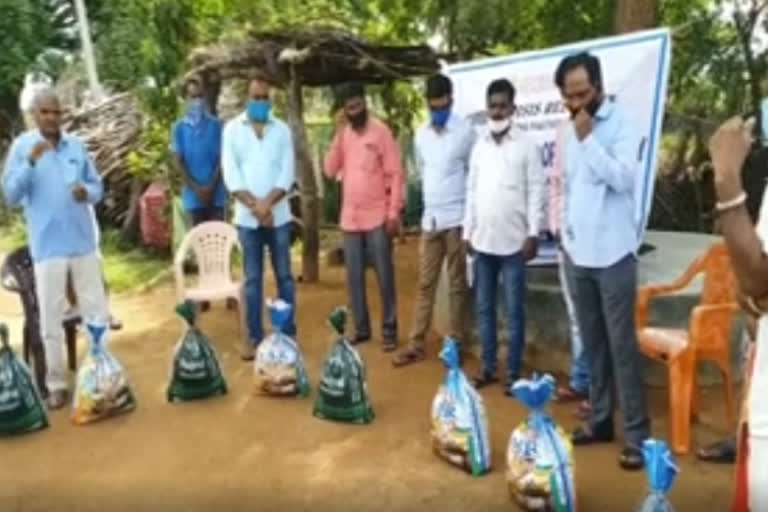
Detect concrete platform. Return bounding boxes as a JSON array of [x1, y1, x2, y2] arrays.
[[434, 230, 747, 386]]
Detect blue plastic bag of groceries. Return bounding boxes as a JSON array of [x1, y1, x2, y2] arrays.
[[430, 337, 491, 476], [507, 374, 576, 511], [637, 439, 679, 512], [254, 299, 310, 397]]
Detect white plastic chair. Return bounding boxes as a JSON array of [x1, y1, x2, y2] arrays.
[[173, 221, 246, 345]]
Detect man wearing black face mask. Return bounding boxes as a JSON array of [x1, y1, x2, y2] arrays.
[[324, 82, 405, 352], [554, 51, 650, 471], [393, 74, 475, 368]]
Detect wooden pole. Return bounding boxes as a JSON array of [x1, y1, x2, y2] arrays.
[[286, 66, 320, 282]]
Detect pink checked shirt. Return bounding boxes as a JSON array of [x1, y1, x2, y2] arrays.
[[324, 118, 405, 232]]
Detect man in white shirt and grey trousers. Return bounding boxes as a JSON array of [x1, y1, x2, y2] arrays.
[[463, 78, 544, 394]]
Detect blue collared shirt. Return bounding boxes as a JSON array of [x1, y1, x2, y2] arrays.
[[2, 130, 103, 262], [414, 114, 476, 231], [171, 113, 226, 210], [562, 101, 640, 268], [221, 113, 295, 229]]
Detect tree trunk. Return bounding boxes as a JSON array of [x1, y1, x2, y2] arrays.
[[286, 68, 320, 283], [614, 0, 658, 33]]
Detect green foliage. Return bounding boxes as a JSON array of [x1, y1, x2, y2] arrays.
[[125, 117, 174, 182], [93, 0, 197, 92]]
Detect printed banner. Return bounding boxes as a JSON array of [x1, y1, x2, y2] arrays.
[[445, 28, 672, 265]]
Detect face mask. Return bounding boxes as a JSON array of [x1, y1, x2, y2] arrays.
[[247, 99, 272, 123], [186, 98, 205, 123], [585, 96, 602, 117], [488, 118, 510, 134], [430, 107, 451, 127], [347, 109, 368, 129]]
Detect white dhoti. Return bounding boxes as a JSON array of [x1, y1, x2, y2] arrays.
[[34, 252, 108, 392]]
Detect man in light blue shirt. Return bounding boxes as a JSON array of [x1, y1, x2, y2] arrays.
[[555, 52, 650, 470], [171, 77, 226, 225], [2, 89, 109, 409], [393, 74, 475, 368], [222, 73, 296, 360]]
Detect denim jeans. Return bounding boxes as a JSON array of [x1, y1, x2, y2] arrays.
[[238, 223, 296, 345], [474, 251, 526, 378], [558, 249, 590, 394]]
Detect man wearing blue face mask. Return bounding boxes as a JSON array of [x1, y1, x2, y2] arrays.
[[222, 71, 296, 361], [171, 77, 226, 226], [393, 74, 475, 368]]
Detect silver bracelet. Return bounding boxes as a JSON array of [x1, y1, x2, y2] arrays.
[[746, 296, 767, 316], [715, 191, 747, 212]]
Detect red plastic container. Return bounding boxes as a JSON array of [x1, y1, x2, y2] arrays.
[[139, 181, 170, 249]]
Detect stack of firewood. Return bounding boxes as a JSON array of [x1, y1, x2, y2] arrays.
[[63, 93, 144, 228]]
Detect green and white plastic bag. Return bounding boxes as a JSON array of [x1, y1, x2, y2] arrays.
[[313, 307, 374, 424], [167, 301, 228, 402], [0, 323, 48, 436]]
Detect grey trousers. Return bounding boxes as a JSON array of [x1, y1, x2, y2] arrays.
[[564, 251, 650, 446], [343, 226, 397, 341]]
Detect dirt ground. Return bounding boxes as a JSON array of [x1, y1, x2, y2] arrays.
[[0, 240, 735, 512]]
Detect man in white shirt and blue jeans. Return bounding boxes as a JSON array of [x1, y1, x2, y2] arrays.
[[463, 78, 544, 393], [222, 73, 296, 360], [393, 74, 475, 367]]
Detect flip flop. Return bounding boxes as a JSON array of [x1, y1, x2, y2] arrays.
[[575, 400, 592, 421], [382, 338, 398, 353], [556, 386, 588, 403], [392, 347, 426, 368], [46, 390, 69, 411], [696, 438, 737, 464]]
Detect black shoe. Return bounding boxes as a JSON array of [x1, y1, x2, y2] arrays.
[[472, 371, 499, 389], [571, 424, 615, 446], [503, 374, 520, 397], [619, 446, 644, 471]]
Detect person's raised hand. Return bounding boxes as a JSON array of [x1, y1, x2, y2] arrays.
[[28, 140, 52, 164], [709, 116, 753, 201], [573, 109, 593, 141]]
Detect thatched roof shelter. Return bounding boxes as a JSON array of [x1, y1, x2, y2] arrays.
[[185, 30, 441, 87], [183, 30, 440, 282]]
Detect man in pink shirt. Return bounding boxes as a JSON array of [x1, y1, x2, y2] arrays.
[[324, 83, 405, 351]]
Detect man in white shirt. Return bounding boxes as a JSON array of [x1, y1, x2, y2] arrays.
[[393, 74, 475, 367], [463, 78, 544, 394], [708, 117, 768, 511]]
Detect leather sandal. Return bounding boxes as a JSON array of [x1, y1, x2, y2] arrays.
[[556, 386, 588, 403], [392, 347, 426, 368]]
